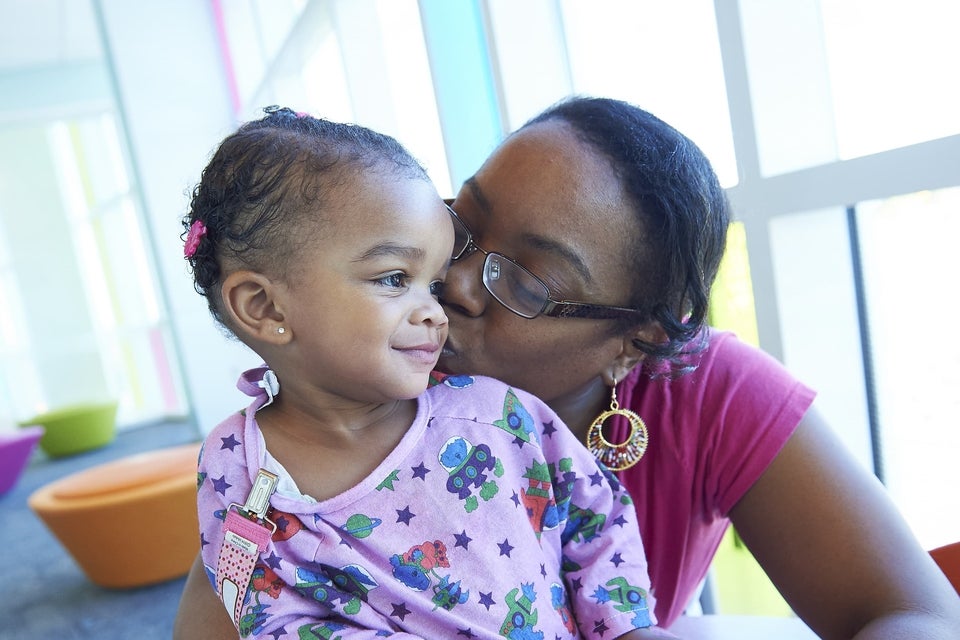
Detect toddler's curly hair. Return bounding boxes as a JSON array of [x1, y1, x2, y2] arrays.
[[182, 106, 427, 327]]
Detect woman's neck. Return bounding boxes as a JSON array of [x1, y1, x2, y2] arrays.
[[547, 377, 611, 444]]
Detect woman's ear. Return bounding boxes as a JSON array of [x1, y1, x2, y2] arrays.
[[601, 322, 668, 386], [220, 270, 291, 344]]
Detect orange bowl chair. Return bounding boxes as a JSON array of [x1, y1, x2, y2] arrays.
[[930, 541, 960, 595], [28, 441, 201, 588]]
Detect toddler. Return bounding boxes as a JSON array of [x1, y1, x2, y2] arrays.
[[185, 107, 665, 639]]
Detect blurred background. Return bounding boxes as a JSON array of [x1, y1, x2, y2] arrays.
[[0, 0, 957, 614]]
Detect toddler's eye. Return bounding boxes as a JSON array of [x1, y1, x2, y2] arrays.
[[429, 280, 445, 298], [376, 272, 407, 288]]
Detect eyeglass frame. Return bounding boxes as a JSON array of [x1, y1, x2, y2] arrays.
[[444, 203, 649, 321]]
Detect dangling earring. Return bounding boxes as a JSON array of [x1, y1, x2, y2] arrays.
[[586, 378, 648, 470]]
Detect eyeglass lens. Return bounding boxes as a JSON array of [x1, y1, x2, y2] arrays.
[[451, 212, 471, 259], [482, 254, 549, 319], [447, 206, 550, 318]]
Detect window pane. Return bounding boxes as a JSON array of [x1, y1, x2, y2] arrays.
[[559, 0, 737, 187], [233, 0, 451, 194], [856, 186, 960, 548], [821, 0, 960, 159], [742, 0, 960, 176], [0, 112, 186, 427], [769, 207, 873, 472]]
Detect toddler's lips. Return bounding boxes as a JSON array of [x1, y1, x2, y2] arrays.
[[397, 343, 442, 365]]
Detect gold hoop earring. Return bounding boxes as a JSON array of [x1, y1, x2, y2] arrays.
[[586, 379, 648, 471]]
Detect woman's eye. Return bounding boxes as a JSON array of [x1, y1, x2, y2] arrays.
[[376, 273, 407, 288], [429, 280, 445, 298]]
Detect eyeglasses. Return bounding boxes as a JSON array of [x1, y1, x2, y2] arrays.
[[445, 205, 648, 321]]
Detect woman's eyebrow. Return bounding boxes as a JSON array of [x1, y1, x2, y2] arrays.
[[522, 233, 593, 284], [464, 177, 491, 215], [465, 177, 593, 284]]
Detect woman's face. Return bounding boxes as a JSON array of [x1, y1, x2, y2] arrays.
[[438, 121, 644, 427]]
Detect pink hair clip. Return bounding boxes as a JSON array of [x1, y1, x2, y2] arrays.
[[184, 220, 208, 258]]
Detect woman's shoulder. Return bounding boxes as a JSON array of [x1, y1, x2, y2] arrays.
[[646, 329, 805, 392], [622, 328, 815, 439], [697, 329, 813, 394], [698, 328, 777, 367]]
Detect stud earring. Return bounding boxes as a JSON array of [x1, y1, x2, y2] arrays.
[[277, 327, 285, 334], [585, 378, 648, 470]]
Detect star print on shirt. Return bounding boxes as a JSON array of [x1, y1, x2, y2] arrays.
[[542, 420, 557, 438], [212, 475, 232, 495], [200, 532, 209, 548], [410, 462, 430, 480], [570, 577, 584, 593], [457, 629, 476, 638], [612, 514, 628, 528], [264, 552, 282, 570], [498, 538, 514, 557], [274, 513, 294, 536], [220, 433, 241, 451], [589, 471, 604, 486], [454, 530, 473, 550], [267, 628, 286, 640], [391, 602, 411, 621], [478, 592, 496, 610], [610, 552, 625, 567], [594, 619, 611, 636], [396, 506, 416, 525]]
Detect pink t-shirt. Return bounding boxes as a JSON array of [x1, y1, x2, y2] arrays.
[[606, 330, 816, 626]]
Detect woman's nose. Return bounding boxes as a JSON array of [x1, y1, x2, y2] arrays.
[[439, 251, 489, 318]]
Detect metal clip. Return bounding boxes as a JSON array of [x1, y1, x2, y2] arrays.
[[242, 469, 279, 520]]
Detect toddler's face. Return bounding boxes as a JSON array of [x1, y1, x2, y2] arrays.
[[277, 174, 453, 404]]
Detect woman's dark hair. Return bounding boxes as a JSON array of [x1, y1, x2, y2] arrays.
[[523, 96, 730, 377], [182, 106, 428, 327]]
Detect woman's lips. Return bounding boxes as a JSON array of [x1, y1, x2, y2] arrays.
[[440, 341, 455, 357]]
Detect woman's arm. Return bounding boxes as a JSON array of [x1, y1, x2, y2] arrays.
[[731, 405, 960, 639], [173, 554, 237, 640]]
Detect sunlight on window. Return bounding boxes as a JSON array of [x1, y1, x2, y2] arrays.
[[0, 271, 22, 351], [48, 121, 115, 331], [0, 264, 49, 421], [302, 35, 354, 124], [375, 0, 452, 194], [43, 113, 180, 424], [820, 0, 960, 159], [856, 186, 960, 548], [559, 0, 737, 187]]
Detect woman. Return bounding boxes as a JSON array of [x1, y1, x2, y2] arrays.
[[175, 97, 960, 638]]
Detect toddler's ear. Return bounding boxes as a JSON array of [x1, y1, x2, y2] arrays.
[[220, 271, 290, 344]]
